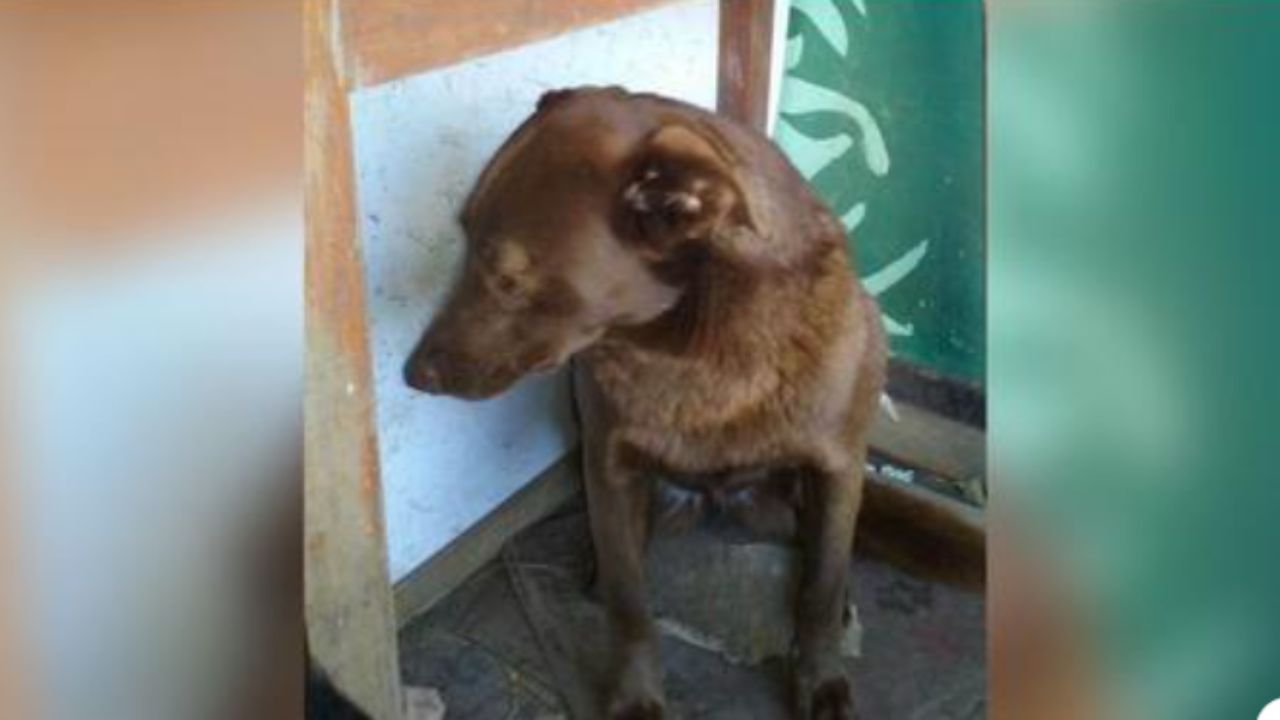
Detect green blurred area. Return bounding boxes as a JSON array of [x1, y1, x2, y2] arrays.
[[776, 0, 985, 383], [991, 2, 1280, 718]]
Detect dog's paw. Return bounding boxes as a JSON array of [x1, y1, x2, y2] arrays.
[[607, 650, 665, 720], [793, 667, 854, 720], [608, 696, 665, 720], [810, 677, 854, 720]]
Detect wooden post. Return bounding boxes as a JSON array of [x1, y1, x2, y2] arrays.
[[304, 0, 403, 718], [718, 0, 776, 132]]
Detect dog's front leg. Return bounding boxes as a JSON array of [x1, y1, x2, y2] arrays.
[[584, 436, 662, 719], [793, 460, 863, 720]]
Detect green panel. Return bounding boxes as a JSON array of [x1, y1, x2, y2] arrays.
[[775, 0, 985, 382]]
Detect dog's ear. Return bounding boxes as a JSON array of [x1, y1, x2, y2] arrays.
[[537, 85, 626, 113], [620, 122, 760, 258], [536, 88, 575, 113]]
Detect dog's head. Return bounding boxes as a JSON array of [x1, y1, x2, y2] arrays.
[[404, 87, 770, 399]]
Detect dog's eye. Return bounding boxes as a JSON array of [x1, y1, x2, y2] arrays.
[[489, 273, 531, 311], [489, 272, 535, 312], [492, 273, 522, 298]]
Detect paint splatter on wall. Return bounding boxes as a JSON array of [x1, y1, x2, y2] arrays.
[[776, 0, 985, 382]]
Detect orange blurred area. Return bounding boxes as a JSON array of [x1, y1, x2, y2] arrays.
[[989, 506, 1114, 720], [1, 0, 300, 263], [1, 3, 303, 719]]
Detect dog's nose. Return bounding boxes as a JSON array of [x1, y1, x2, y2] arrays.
[[404, 354, 444, 393], [405, 363, 440, 393]]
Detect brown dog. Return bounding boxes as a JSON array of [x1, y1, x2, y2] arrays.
[[405, 86, 888, 720]]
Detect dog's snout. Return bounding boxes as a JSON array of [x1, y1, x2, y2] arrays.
[[404, 360, 442, 393], [404, 344, 447, 393]]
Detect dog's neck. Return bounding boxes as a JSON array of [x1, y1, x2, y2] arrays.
[[582, 235, 857, 429], [600, 238, 849, 365]]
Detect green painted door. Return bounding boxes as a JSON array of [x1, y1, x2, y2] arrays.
[[775, 0, 985, 383]]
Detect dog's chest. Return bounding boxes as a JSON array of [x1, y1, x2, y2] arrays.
[[585, 351, 808, 474]]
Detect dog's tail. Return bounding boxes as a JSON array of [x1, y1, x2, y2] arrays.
[[855, 471, 986, 590]]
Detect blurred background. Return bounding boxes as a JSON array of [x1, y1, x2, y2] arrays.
[[0, 1, 1277, 719], [1, 2, 302, 718], [989, 2, 1280, 718]]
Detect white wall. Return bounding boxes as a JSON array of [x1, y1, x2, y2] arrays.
[[350, 0, 721, 581]]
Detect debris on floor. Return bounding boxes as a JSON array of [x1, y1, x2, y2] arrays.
[[648, 524, 822, 665], [404, 686, 447, 720]]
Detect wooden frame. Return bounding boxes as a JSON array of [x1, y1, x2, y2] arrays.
[[338, 0, 688, 88], [887, 358, 986, 428], [304, 1, 402, 718], [718, 0, 776, 130], [305, 1, 980, 717]]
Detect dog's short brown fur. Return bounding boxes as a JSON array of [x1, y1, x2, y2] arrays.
[[406, 86, 899, 719]]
